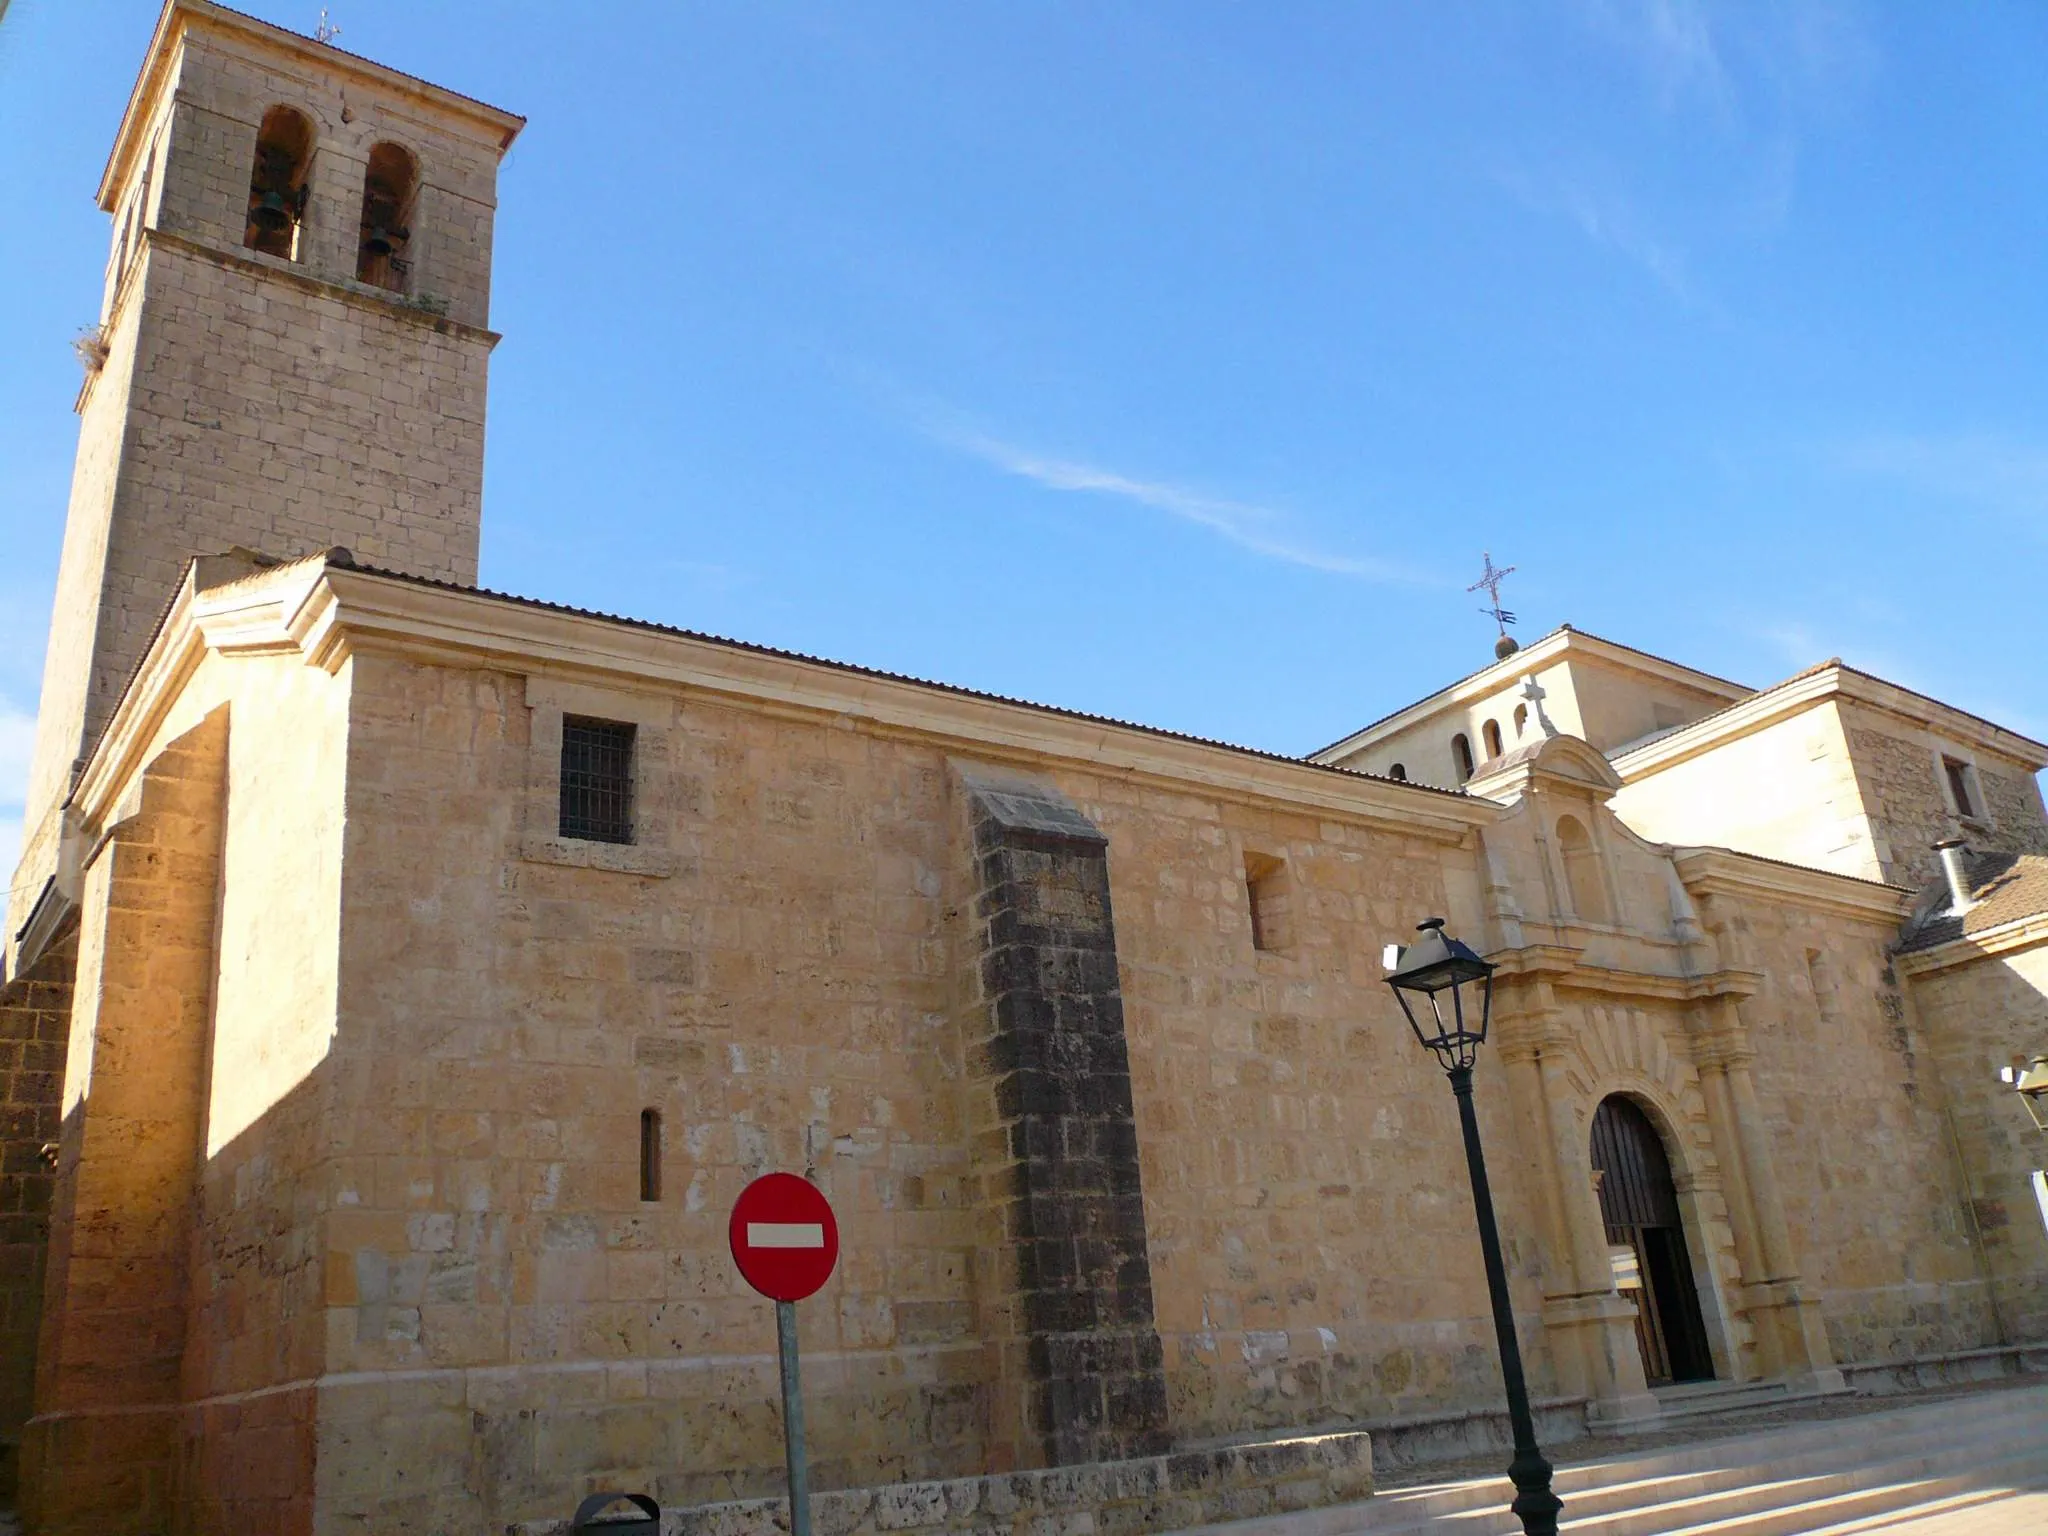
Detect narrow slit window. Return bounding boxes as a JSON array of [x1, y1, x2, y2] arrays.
[[1943, 757, 1979, 821], [1513, 703, 1528, 738], [1483, 720, 1504, 760], [245, 105, 315, 260], [640, 1109, 662, 1202], [560, 716, 636, 843], [356, 141, 418, 290], [1244, 851, 1291, 954]]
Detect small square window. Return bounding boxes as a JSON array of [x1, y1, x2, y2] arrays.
[[560, 716, 635, 843], [1943, 756, 1979, 821]]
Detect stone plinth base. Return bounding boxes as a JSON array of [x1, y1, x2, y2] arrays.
[[514, 1431, 1372, 1536]]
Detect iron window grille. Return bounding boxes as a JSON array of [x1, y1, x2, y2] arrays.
[[560, 716, 636, 844]]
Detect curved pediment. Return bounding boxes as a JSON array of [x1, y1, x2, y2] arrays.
[[1468, 732, 1624, 798]]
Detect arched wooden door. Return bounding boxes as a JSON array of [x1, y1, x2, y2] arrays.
[[1591, 1096, 1713, 1385]]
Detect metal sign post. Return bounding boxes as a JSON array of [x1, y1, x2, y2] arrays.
[[776, 1299, 811, 1536], [730, 1173, 841, 1536]]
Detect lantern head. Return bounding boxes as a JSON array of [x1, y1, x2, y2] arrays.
[[1384, 917, 1495, 1073]]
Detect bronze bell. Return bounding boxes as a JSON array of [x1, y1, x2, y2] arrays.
[[250, 189, 293, 233], [363, 223, 409, 257]]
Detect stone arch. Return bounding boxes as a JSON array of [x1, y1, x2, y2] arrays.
[[245, 105, 315, 259], [1564, 1004, 1744, 1381], [356, 140, 419, 290], [1483, 719, 1504, 760]]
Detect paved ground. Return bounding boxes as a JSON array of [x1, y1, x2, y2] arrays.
[[1869, 1487, 2048, 1532], [1375, 1375, 2047, 1492]]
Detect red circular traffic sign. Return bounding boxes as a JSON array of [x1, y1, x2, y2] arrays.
[[729, 1173, 840, 1302]]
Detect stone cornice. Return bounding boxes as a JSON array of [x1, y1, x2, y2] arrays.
[[148, 231, 503, 346], [1614, 664, 2048, 782], [73, 559, 1501, 847], [102, 0, 524, 209], [1672, 846, 1911, 926], [1489, 946, 1764, 1003]]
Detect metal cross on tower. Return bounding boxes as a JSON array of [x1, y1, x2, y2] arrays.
[[315, 8, 342, 43], [1468, 552, 1517, 637]]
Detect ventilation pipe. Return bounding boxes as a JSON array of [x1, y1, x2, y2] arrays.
[[1934, 837, 1975, 914]]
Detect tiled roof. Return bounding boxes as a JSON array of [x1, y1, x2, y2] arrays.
[[333, 560, 1474, 801], [1896, 850, 2048, 953]]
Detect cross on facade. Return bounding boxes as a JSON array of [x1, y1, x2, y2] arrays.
[[315, 8, 342, 43], [1468, 552, 1517, 637]]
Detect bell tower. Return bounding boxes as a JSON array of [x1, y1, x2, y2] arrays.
[[12, 0, 522, 951]]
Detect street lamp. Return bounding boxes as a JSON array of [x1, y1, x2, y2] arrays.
[[1385, 918, 1562, 1536], [2001, 1055, 2048, 1134]]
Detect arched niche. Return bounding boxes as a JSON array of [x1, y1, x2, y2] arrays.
[[1555, 813, 1613, 925]]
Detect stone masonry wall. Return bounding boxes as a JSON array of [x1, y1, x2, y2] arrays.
[[22, 710, 229, 1535], [0, 923, 78, 1496], [1843, 710, 2048, 889], [299, 650, 1515, 1534], [517, 1429, 1374, 1536], [959, 770, 1169, 1469], [1903, 946, 2048, 1346], [1730, 892, 1995, 1361]]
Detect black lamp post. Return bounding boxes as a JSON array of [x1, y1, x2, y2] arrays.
[[1385, 918, 1562, 1536]]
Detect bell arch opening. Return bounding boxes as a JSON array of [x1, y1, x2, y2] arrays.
[[356, 141, 419, 291], [245, 105, 315, 260], [1591, 1094, 1714, 1386]]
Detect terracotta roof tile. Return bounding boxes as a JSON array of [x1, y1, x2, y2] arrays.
[[1897, 850, 2048, 953]]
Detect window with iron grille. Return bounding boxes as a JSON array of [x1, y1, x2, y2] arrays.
[[560, 716, 636, 843]]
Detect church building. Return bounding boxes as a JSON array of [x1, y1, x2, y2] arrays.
[[3, 5, 2045, 1533]]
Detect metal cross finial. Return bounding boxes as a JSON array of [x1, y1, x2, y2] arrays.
[[315, 8, 342, 43], [1468, 552, 1517, 638]]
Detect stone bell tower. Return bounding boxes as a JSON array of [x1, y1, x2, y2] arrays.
[[11, 0, 522, 954]]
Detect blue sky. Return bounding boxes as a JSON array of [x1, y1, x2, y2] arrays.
[[2, 1, 2044, 869]]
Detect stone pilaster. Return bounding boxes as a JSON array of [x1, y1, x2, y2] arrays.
[[1502, 981, 1658, 1430], [22, 711, 228, 1534], [1690, 997, 1841, 1392], [958, 767, 1169, 1469]]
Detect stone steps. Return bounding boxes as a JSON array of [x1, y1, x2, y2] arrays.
[[1192, 1381, 2048, 1536]]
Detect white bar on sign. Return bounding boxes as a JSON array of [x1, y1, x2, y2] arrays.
[[748, 1222, 825, 1249]]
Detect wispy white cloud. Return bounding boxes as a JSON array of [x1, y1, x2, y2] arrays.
[[1574, 0, 1736, 118], [1492, 163, 1697, 302], [1741, 615, 2048, 748], [1832, 433, 2048, 529], [937, 428, 1429, 584]]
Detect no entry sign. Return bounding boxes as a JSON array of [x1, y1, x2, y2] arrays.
[[729, 1173, 840, 1302]]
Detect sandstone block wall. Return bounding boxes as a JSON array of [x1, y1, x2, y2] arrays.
[[1902, 946, 2048, 1345], [515, 1428, 1374, 1536], [0, 924, 78, 1493], [296, 650, 1525, 1532], [1728, 892, 1993, 1362], [1838, 702, 2048, 889], [23, 710, 229, 1533]]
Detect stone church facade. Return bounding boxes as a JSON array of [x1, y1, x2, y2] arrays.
[[3, 5, 2045, 1533]]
